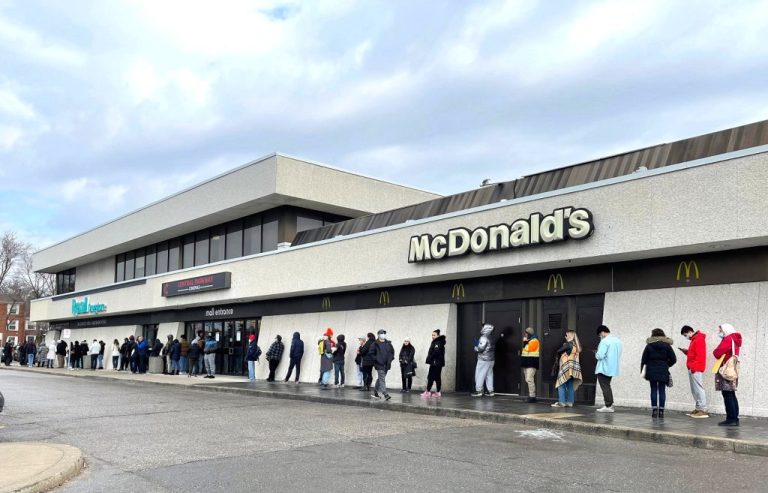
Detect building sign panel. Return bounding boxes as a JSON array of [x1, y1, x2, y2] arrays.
[[71, 297, 107, 316], [161, 272, 231, 297], [408, 207, 594, 263]]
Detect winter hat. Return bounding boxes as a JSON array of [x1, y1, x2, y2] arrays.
[[377, 329, 386, 335], [525, 327, 535, 336], [249, 335, 256, 342], [719, 323, 736, 336], [324, 327, 334, 337], [403, 336, 411, 342]]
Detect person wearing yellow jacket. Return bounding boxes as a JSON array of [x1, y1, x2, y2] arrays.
[[521, 327, 540, 403]]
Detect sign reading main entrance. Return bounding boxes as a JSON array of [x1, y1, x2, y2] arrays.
[[161, 272, 231, 297], [408, 207, 594, 263]]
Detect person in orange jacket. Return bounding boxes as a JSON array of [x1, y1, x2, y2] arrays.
[[521, 327, 540, 403]]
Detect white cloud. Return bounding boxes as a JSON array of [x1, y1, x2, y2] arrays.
[[0, 14, 86, 67], [0, 85, 36, 120]]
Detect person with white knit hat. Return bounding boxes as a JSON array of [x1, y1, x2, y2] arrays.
[[713, 323, 743, 426]]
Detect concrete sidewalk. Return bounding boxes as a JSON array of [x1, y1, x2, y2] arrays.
[[0, 442, 84, 493], [3, 365, 768, 457]]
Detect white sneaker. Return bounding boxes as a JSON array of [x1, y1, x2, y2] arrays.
[[597, 406, 615, 413], [551, 402, 565, 407]]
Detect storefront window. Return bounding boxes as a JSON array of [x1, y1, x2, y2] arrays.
[[124, 251, 135, 280], [195, 230, 209, 266], [157, 242, 169, 274], [134, 248, 145, 278], [210, 225, 225, 263], [182, 234, 195, 269], [243, 215, 262, 255], [115, 255, 125, 282], [225, 220, 243, 259]]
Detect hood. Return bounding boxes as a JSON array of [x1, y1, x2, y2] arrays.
[[292, 332, 300, 340], [727, 332, 743, 346], [646, 336, 674, 345], [434, 335, 446, 346], [480, 324, 494, 336], [337, 334, 345, 343]]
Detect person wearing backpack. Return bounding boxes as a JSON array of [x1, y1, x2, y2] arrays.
[[245, 334, 261, 382], [203, 333, 218, 379], [284, 332, 304, 383]]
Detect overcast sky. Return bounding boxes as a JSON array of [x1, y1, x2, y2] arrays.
[[1, 0, 767, 250]]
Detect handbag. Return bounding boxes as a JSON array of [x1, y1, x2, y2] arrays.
[[718, 340, 740, 382]]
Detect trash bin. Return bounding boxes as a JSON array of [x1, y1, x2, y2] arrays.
[[148, 356, 164, 374]]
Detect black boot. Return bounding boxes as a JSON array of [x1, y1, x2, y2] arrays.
[[652, 408, 658, 418], [658, 409, 664, 420]]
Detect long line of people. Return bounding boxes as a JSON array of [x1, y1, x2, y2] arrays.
[[4, 321, 744, 425]]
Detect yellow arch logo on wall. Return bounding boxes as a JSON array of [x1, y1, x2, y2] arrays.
[[546, 273, 565, 292], [676, 260, 700, 282], [379, 291, 391, 306], [321, 297, 331, 310], [451, 283, 466, 300]]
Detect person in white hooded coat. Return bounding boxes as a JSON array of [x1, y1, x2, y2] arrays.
[[46, 341, 56, 368]]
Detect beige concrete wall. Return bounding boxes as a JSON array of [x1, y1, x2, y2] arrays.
[[256, 304, 457, 390], [603, 282, 768, 417], [32, 150, 768, 324], [34, 154, 440, 273]]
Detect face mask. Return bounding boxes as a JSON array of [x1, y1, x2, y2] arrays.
[[379, 336, 385, 341], [717, 333, 725, 339]]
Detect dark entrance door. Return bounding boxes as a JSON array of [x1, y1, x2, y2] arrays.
[[539, 298, 568, 400], [485, 301, 522, 394]]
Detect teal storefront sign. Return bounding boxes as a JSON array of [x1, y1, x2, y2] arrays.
[[71, 297, 107, 316]]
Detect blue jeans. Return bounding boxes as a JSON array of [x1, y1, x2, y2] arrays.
[[179, 356, 188, 373], [321, 369, 331, 385], [27, 354, 35, 367], [650, 380, 666, 408], [334, 362, 345, 385], [247, 360, 256, 381], [557, 378, 574, 404]]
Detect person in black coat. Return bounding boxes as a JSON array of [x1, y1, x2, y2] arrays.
[[284, 332, 304, 383], [641, 328, 677, 419], [358, 333, 376, 392], [187, 335, 202, 377], [399, 338, 416, 393], [368, 330, 395, 400], [333, 334, 347, 387], [422, 330, 446, 398]]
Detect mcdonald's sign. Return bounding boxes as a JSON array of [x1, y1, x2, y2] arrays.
[[676, 260, 700, 282], [451, 283, 466, 300], [546, 273, 565, 292], [379, 291, 391, 306], [321, 297, 331, 310]]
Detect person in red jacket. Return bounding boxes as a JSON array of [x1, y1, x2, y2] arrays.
[[679, 326, 708, 418], [712, 323, 742, 427]]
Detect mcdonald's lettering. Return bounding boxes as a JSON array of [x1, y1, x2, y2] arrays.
[[408, 207, 594, 263], [546, 273, 565, 292], [379, 291, 391, 305], [452, 283, 466, 299], [676, 261, 700, 282], [321, 297, 331, 310]]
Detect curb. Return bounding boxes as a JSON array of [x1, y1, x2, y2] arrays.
[[4, 367, 768, 457], [0, 443, 85, 493]]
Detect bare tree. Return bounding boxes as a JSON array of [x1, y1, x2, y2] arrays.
[[0, 231, 29, 292], [17, 250, 54, 299]]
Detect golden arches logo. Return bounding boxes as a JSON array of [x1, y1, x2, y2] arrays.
[[321, 297, 331, 310], [676, 261, 700, 282], [451, 283, 466, 300], [379, 291, 391, 305], [546, 273, 565, 292]]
